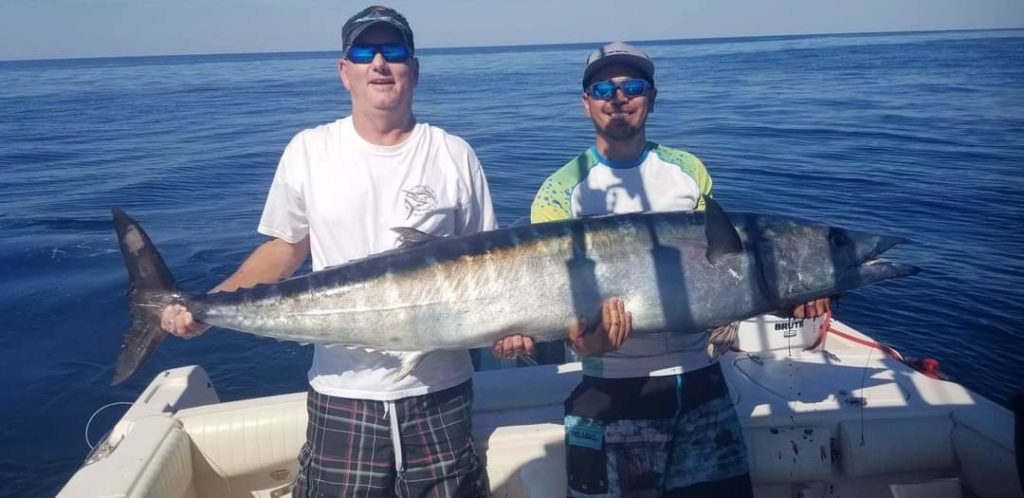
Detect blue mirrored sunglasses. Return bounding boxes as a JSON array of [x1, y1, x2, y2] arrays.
[[346, 43, 412, 64], [587, 78, 650, 100]]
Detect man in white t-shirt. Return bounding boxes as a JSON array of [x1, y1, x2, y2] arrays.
[[161, 6, 492, 497]]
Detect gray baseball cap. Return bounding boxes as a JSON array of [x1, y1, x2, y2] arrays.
[[342, 6, 415, 54], [582, 41, 655, 88]]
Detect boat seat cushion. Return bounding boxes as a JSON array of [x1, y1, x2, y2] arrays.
[[132, 427, 198, 498], [838, 417, 956, 478], [745, 425, 833, 484], [889, 478, 963, 498], [176, 393, 307, 495], [950, 420, 1023, 498]]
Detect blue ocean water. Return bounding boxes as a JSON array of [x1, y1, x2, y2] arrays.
[[1, 30, 1022, 496]]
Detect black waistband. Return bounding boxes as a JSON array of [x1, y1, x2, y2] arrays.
[[568, 363, 729, 421]]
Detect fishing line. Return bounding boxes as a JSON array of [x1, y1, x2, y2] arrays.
[[858, 345, 874, 446], [85, 401, 134, 449], [85, 401, 235, 494]]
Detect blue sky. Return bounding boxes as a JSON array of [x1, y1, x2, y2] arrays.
[[2, 0, 1023, 61]]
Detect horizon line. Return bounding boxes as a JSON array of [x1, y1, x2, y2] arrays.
[[2, 26, 1021, 64]]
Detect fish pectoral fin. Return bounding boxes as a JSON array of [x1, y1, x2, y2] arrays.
[[391, 227, 440, 248], [702, 195, 744, 264], [394, 351, 431, 381]]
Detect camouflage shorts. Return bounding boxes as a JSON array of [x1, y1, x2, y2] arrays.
[[564, 363, 753, 497]]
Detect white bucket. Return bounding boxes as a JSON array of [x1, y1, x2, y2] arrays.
[[735, 314, 826, 352]]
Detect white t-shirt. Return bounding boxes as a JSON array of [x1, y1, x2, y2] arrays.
[[259, 117, 497, 400]]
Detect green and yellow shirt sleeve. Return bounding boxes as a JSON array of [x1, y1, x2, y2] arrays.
[[529, 150, 600, 223]]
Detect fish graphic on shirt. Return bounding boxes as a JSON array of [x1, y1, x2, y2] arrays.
[[403, 186, 437, 219]]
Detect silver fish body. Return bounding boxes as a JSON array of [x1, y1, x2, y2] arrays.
[[111, 198, 918, 384]]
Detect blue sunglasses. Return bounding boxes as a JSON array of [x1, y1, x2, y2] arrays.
[[346, 43, 412, 64], [587, 78, 651, 100]]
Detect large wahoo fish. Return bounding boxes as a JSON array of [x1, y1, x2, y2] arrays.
[[110, 197, 918, 384]]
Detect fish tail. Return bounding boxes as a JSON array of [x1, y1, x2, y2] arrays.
[[110, 208, 188, 385]]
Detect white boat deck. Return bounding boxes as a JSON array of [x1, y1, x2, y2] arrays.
[[59, 316, 1023, 497]]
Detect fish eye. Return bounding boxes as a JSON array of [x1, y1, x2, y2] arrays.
[[829, 231, 849, 246]]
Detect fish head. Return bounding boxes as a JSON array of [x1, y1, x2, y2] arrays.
[[752, 218, 920, 306]]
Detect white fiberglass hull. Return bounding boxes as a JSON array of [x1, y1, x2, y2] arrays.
[[59, 316, 1023, 498]]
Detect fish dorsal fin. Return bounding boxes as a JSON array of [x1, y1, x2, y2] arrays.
[[391, 227, 440, 248], [703, 195, 743, 264]]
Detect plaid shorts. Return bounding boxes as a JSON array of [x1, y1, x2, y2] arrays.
[[564, 363, 753, 498], [292, 380, 487, 498]]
